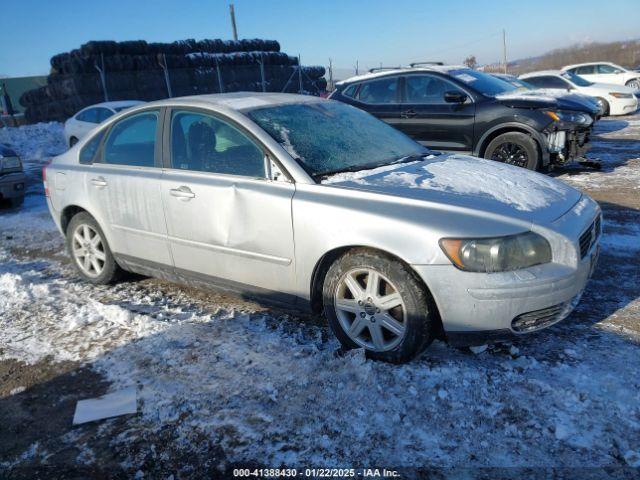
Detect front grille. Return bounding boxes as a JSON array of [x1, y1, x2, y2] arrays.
[[579, 215, 602, 259], [512, 303, 567, 333]]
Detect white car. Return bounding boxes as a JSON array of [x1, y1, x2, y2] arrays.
[[64, 101, 144, 147], [520, 70, 638, 116], [562, 62, 640, 91]]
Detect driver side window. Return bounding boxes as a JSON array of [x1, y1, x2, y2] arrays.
[[404, 75, 463, 104], [170, 110, 265, 178]]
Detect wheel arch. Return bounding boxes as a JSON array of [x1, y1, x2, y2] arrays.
[[475, 123, 547, 166], [309, 245, 445, 338]]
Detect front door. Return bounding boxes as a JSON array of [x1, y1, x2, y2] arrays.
[[87, 109, 173, 267], [396, 74, 476, 151], [160, 108, 297, 300]]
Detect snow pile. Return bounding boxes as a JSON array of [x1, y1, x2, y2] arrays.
[[325, 154, 573, 212]]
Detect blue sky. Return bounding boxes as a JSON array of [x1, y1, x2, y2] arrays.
[[1, 0, 639, 77]]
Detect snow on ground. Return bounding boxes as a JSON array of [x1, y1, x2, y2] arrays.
[[1, 118, 640, 473]]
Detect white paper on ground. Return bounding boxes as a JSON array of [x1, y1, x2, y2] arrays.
[[73, 386, 138, 425]]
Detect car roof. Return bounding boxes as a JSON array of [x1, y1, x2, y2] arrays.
[[139, 92, 325, 112], [82, 100, 145, 111], [336, 65, 468, 86], [519, 70, 563, 78], [562, 61, 616, 70]]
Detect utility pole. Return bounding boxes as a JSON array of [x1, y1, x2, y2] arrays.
[[502, 29, 508, 74], [328, 58, 333, 90], [229, 4, 238, 41], [355, 60, 359, 76]]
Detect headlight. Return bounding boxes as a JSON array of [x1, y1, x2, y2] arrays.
[[439, 232, 552, 273], [609, 92, 633, 99], [0, 156, 22, 170], [544, 110, 591, 125]]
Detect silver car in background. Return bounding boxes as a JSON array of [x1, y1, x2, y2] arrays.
[[44, 93, 601, 363]]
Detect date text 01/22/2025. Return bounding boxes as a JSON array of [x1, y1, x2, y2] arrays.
[[232, 468, 401, 478]]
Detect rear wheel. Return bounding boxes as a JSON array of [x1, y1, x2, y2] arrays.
[[66, 212, 122, 284], [625, 79, 640, 91], [484, 132, 540, 170], [69, 137, 78, 147], [323, 249, 434, 363]]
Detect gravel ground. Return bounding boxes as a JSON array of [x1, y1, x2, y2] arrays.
[[0, 115, 639, 479]]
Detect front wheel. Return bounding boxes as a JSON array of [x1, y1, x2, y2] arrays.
[[484, 132, 540, 170], [323, 249, 434, 363], [66, 212, 122, 284], [595, 97, 610, 117], [69, 137, 78, 147]]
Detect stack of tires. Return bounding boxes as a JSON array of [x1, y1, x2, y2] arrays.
[[20, 39, 327, 123]]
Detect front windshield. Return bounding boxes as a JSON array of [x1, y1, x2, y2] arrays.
[[561, 71, 593, 87], [448, 68, 518, 96], [247, 101, 428, 178]]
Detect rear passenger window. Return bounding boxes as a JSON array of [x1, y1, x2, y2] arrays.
[[525, 76, 569, 89], [170, 110, 265, 178], [576, 66, 596, 75], [79, 130, 105, 164], [76, 108, 99, 123], [103, 111, 158, 167], [95, 108, 114, 123], [357, 78, 398, 104]]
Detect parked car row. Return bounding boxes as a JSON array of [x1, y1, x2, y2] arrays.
[[329, 65, 599, 170], [45, 92, 602, 363]]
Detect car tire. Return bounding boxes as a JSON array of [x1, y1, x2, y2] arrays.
[[9, 196, 24, 208], [484, 132, 540, 170], [69, 137, 78, 147], [595, 97, 610, 116], [323, 248, 434, 363], [66, 212, 122, 284], [625, 79, 640, 91]]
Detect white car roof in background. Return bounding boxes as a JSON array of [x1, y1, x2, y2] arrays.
[[79, 100, 145, 112], [562, 61, 619, 70], [519, 70, 563, 78]]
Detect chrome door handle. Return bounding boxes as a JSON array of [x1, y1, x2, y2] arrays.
[[90, 177, 108, 187], [170, 186, 195, 200], [401, 109, 417, 119]]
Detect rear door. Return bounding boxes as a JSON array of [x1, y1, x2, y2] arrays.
[[86, 108, 173, 268], [398, 73, 476, 151], [350, 76, 402, 128], [573, 65, 598, 83], [159, 108, 297, 300]]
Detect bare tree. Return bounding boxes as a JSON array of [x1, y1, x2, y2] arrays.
[[464, 55, 478, 69]]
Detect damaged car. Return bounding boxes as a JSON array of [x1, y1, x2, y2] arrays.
[[44, 93, 601, 363], [329, 65, 599, 170]]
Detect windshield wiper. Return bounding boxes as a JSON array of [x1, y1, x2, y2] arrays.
[[315, 151, 436, 182]]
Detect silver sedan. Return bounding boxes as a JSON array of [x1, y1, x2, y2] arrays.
[[44, 93, 601, 363]]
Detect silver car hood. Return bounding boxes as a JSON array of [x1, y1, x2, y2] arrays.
[[323, 154, 582, 224]]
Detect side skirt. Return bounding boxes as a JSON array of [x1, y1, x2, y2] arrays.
[[113, 253, 312, 312]]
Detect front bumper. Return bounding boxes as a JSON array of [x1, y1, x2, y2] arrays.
[[0, 172, 26, 199], [546, 126, 592, 164], [414, 197, 601, 345]]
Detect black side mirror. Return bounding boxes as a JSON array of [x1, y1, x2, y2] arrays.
[[444, 91, 468, 104]]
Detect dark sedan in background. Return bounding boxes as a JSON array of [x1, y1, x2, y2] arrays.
[[329, 66, 599, 170]]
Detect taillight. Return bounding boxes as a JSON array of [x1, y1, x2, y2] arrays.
[[42, 161, 51, 197]]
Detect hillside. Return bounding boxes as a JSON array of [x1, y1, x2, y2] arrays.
[[483, 39, 640, 74]]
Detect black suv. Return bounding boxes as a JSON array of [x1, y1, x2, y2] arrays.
[[329, 66, 598, 170]]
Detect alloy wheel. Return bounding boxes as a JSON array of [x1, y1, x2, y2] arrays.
[[71, 224, 106, 278], [334, 268, 407, 352], [491, 142, 529, 168], [626, 80, 640, 91]]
